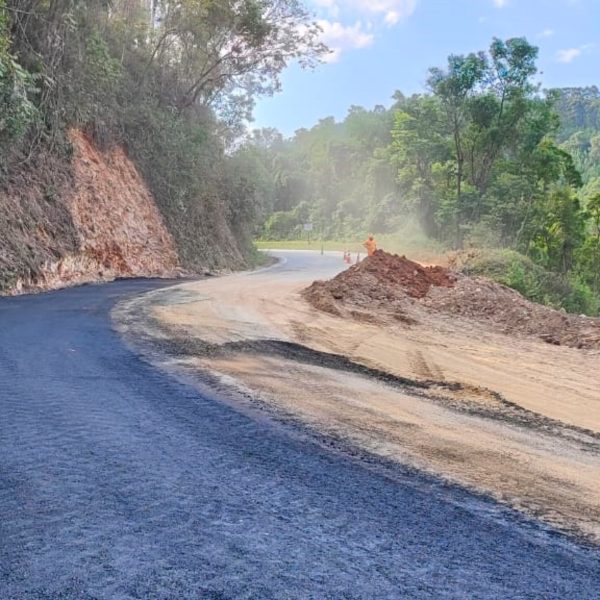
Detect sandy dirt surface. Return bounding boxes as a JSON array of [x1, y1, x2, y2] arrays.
[[116, 251, 600, 543]]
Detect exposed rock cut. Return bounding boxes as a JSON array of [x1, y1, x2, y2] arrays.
[[1, 131, 179, 294]]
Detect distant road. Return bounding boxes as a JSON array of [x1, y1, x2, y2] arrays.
[[1, 267, 599, 599]]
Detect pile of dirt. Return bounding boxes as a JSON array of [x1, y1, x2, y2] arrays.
[[424, 275, 600, 349], [353, 250, 455, 298], [304, 250, 600, 350], [304, 252, 455, 325]]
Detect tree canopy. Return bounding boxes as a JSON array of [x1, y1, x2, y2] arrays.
[[247, 38, 600, 313]]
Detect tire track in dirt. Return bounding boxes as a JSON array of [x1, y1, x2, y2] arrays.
[[121, 251, 600, 545], [149, 331, 600, 455]]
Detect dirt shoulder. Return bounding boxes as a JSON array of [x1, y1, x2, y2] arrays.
[[114, 252, 600, 543]]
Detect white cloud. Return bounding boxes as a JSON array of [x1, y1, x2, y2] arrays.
[[318, 19, 375, 62], [312, 1, 417, 25], [556, 43, 595, 64], [492, 0, 508, 7], [351, 0, 417, 22], [384, 10, 400, 25], [539, 28, 555, 38], [313, 0, 340, 18], [556, 47, 581, 63], [310, 0, 417, 61]]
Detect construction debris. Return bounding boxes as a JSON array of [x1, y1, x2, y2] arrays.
[[303, 250, 600, 350]]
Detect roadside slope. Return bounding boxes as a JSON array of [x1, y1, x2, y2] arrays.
[[0, 131, 179, 295]]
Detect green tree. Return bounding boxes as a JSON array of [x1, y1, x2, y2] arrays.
[[143, 0, 325, 122], [427, 49, 488, 223], [578, 193, 600, 292], [531, 186, 587, 273], [0, 1, 38, 149], [390, 96, 450, 236]]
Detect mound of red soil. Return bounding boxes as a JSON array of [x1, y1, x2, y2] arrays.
[[355, 250, 455, 298], [303, 250, 600, 350], [303, 251, 455, 322]]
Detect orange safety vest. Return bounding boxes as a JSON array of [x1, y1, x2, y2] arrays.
[[364, 239, 377, 256]]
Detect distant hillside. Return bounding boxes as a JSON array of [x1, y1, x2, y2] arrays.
[[553, 87, 600, 139], [553, 87, 600, 195]]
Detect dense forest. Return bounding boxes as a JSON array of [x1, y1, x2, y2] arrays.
[[0, 0, 324, 275], [245, 40, 600, 314]]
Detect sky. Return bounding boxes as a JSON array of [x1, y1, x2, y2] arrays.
[[252, 0, 600, 136]]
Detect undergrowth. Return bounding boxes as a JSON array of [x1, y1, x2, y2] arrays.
[[456, 248, 600, 316]]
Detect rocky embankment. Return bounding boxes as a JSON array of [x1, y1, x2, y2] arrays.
[[0, 131, 179, 295]]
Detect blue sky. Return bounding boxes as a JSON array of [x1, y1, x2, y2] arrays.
[[253, 0, 600, 136]]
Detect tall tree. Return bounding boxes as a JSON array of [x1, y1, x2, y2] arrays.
[[427, 51, 487, 204]]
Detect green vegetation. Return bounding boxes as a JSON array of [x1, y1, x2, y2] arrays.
[[247, 38, 600, 314], [0, 1, 38, 144], [457, 249, 600, 316], [0, 0, 324, 269], [553, 86, 600, 200]]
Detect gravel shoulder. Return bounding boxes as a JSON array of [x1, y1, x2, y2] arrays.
[[121, 251, 600, 544]]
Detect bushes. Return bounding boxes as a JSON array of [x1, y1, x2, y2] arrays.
[[262, 211, 303, 240], [564, 275, 600, 315], [457, 248, 600, 315], [0, 2, 38, 152], [71, 31, 122, 145], [122, 102, 249, 270]]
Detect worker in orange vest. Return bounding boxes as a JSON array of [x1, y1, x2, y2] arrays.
[[362, 234, 377, 257]]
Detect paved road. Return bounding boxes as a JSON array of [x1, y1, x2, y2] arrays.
[[1, 254, 599, 599]]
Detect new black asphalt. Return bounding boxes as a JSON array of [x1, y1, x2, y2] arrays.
[[1, 274, 598, 599]]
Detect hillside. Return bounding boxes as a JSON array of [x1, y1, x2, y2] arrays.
[[553, 87, 600, 196], [0, 131, 180, 293], [0, 1, 323, 294]]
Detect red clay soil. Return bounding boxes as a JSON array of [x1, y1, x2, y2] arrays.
[[2, 130, 180, 295], [303, 251, 456, 323], [355, 250, 455, 298], [303, 250, 600, 350]]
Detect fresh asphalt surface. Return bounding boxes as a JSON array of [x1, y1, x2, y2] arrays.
[[1, 252, 599, 599]]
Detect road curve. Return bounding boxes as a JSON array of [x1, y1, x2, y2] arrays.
[[1, 256, 599, 599]]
